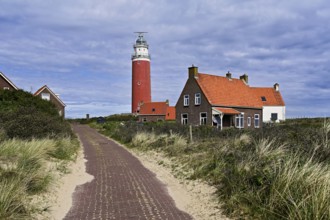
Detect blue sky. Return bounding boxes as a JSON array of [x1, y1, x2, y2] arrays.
[[1, 0, 329, 118]]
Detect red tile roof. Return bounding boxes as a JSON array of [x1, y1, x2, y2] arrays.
[[251, 87, 285, 106], [165, 106, 176, 120], [197, 73, 262, 108], [213, 107, 240, 115], [139, 102, 168, 115], [196, 73, 285, 108], [139, 102, 176, 120]]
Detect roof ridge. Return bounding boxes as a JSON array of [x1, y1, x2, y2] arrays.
[[0, 71, 19, 90]]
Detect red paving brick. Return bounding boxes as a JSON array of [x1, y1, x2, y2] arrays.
[[64, 124, 192, 220]]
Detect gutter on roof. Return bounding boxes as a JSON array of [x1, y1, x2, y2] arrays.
[[212, 104, 262, 110]]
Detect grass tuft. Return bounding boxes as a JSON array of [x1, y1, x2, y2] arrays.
[[0, 136, 79, 218]]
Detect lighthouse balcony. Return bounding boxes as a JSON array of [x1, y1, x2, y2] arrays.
[[132, 54, 151, 60]]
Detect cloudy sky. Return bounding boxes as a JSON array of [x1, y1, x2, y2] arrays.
[[1, 0, 329, 118]]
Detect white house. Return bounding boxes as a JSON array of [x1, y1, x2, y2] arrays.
[[251, 83, 285, 122]]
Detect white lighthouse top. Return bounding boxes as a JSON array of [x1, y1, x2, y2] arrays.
[[132, 32, 150, 61]]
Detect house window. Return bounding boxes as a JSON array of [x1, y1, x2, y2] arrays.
[[152, 108, 155, 112], [235, 113, 244, 129], [143, 117, 147, 122], [247, 117, 251, 127], [3, 87, 10, 90], [261, 96, 267, 101], [41, 93, 50, 101], [200, 112, 207, 125], [254, 114, 260, 128], [181, 114, 188, 125], [271, 113, 278, 121], [195, 93, 201, 105], [183, 95, 189, 106]]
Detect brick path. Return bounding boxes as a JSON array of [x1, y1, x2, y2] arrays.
[[64, 124, 192, 220]]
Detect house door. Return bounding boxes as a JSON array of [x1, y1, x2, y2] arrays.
[[212, 114, 221, 128], [223, 115, 232, 127]]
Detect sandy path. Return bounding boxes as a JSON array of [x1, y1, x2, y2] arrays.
[[43, 125, 228, 220], [125, 148, 229, 220], [36, 138, 94, 220]]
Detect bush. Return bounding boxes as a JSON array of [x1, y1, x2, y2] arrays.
[[0, 90, 72, 139]]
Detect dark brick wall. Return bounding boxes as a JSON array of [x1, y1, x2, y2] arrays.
[[138, 115, 165, 122], [222, 107, 263, 128], [175, 77, 212, 125], [0, 76, 16, 91]]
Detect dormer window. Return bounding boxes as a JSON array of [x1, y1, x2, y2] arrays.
[[261, 96, 267, 101]]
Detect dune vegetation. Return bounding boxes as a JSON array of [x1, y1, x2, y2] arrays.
[[93, 117, 330, 220], [0, 89, 79, 219]]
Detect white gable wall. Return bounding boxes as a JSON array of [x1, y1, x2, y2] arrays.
[[263, 106, 286, 122]]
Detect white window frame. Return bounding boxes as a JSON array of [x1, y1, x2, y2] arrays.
[[247, 117, 251, 127], [200, 112, 207, 125], [3, 87, 10, 90], [181, 113, 188, 125], [183, 95, 189, 106], [254, 114, 260, 128], [195, 93, 201, 105], [235, 113, 244, 129], [41, 92, 50, 101]]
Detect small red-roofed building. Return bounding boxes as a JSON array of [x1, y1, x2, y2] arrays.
[[34, 85, 66, 118], [175, 66, 285, 129], [0, 71, 19, 91], [138, 100, 176, 122]]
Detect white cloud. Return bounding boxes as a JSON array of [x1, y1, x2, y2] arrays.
[[1, 0, 330, 118]]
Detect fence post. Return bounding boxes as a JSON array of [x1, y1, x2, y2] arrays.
[[189, 125, 193, 143]]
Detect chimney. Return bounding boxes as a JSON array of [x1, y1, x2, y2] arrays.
[[165, 99, 169, 105], [188, 65, 198, 79], [274, 83, 279, 91], [226, 71, 232, 79], [240, 74, 248, 84]]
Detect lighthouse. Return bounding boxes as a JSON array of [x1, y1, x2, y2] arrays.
[[132, 32, 151, 113]]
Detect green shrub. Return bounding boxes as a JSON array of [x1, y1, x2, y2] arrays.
[[0, 90, 72, 139]]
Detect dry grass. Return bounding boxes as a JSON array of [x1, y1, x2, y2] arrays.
[[0, 137, 79, 219]]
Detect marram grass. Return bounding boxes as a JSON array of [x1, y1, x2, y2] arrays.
[[0, 137, 79, 219], [98, 119, 330, 220]]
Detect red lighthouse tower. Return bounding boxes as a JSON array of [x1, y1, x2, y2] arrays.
[[132, 32, 151, 113]]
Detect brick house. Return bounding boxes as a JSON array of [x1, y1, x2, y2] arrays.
[[0, 71, 18, 91], [138, 101, 176, 122], [34, 85, 66, 118], [175, 66, 285, 129]]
